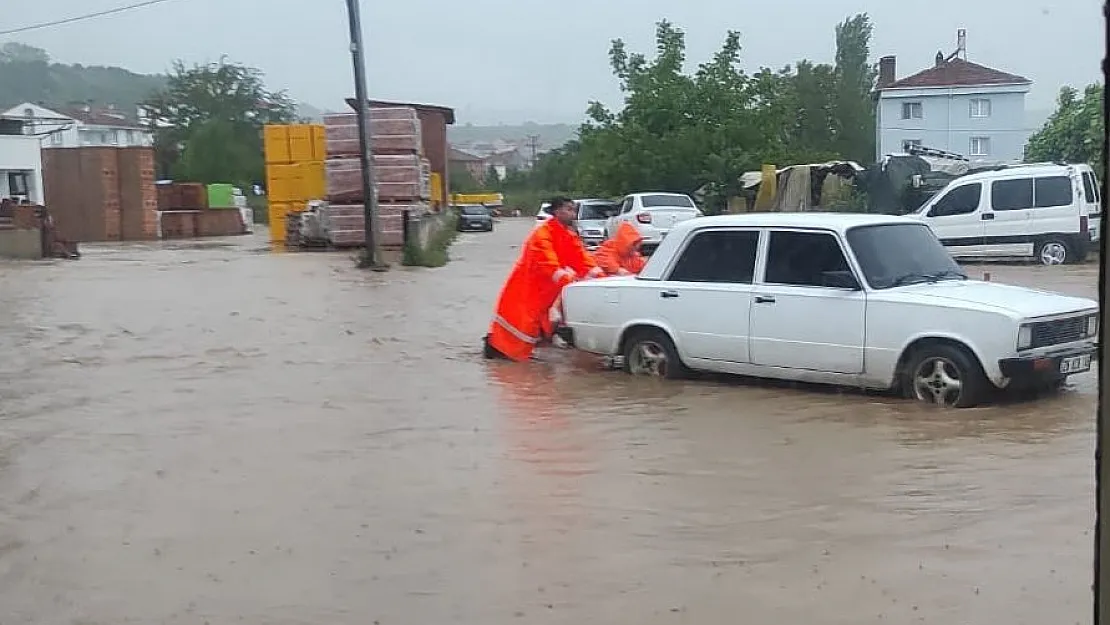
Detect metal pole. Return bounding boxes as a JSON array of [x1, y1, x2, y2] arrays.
[[1098, 3, 1108, 623], [344, 0, 387, 270]]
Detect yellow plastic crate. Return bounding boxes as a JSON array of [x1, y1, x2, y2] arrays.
[[266, 163, 307, 202], [302, 161, 326, 199], [263, 125, 291, 164], [311, 124, 327, 160], [268, 202, 291, 242], [287, 125, 314, 163]]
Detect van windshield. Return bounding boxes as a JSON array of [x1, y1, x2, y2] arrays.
[[847, 223, 966, 290]]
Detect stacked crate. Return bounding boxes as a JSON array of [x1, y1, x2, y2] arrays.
[[322, 108, 432, 248], [263, 124, 327, 243]]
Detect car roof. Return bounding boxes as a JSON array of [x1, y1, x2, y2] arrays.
[[637, 212, 921, 281], [953, 163, 1081, 183], [626, 191, 691, 198], [672, 211, 914, 235]]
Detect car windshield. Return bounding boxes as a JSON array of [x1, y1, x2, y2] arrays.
[[459, 206, 486, 215], [641, 194, 695, 208], [846, 223, 967, 290], [578, 202, 616, 220]]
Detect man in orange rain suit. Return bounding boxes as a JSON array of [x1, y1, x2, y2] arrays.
[[592, 221, 647, 276], [484, 196, 603, 361]]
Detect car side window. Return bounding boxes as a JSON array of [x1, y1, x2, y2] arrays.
[[928, 183, 981, 217], [620, 197, 634, 214], [764, 231, 851, 287], [1082, 172, 1097, 204], [667, 230, 759, 284], [991, 178, 1034, 211], [1033, 176, 1073, 208]]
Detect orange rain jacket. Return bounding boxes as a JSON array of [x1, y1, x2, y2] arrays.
[[592, 221, 646, 276], [487, 218, 601, 361]]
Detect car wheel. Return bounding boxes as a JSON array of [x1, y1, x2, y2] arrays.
[[1037, 238, 1069, 265], [622, 328, 687, 380], [903, 344, 988, 408]]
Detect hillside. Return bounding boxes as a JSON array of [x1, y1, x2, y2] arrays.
[[0, 42, 320, 122], [0, 43, 165, 113], [448, 122, 577, 151]]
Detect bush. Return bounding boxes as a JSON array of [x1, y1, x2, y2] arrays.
[[402, 214, 459, 268]]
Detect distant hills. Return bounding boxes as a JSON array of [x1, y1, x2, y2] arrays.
[[448, 122, 577, 152]]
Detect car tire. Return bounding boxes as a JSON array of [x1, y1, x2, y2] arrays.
[[902, 343, 989, 408], [1036, 238, 1070, 266], [622, 327, 688, 380]]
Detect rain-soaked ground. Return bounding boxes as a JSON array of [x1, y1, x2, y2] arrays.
[[0, 218, 1098, 624]]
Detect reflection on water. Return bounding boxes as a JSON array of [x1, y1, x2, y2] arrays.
[[0, 225, 1096, 624]]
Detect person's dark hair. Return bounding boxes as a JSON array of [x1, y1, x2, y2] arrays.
[[548, 196, 575, 210]]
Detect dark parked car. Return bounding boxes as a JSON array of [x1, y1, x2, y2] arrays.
[[456, 204, 494, 232]]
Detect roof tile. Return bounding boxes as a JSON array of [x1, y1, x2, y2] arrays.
[[885, 58, 1030, 89]]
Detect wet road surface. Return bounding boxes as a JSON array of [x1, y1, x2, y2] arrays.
[[0, 219, 1097, 624]]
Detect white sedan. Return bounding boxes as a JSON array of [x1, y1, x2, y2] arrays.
[[559, 212, 1098, 408]]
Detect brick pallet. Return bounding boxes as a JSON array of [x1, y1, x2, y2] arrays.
[[320, 203, 425, 249], [42, 147, 159, 242]]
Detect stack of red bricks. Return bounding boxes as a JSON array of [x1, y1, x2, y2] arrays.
[[322, 107, 431, 248]]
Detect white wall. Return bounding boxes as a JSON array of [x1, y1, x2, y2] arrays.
[[0, 135, 44, 203], [877, 84, 1032, 163]]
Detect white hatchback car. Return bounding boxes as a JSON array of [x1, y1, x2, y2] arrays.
[[559, 213, 1099, 408]]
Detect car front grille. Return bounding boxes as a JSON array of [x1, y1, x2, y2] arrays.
[[1030, 316, 1087, 349]]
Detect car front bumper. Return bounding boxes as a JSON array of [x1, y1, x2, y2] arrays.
[[998, 343, 1098, 385]]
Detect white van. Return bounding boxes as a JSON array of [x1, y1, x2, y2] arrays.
[[913, 163, 1098, 265]]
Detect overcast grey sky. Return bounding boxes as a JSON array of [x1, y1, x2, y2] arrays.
[[5, 0, 1104, 124]]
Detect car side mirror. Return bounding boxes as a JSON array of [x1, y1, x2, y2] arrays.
[[822, 270, 861, 290]]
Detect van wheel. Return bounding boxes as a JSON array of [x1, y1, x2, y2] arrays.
[[903, 344, 988, 408], [1036, 239, 1069, 265], [622, 328, 687, 380]]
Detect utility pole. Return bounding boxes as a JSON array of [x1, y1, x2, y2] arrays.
[[526, 134, 539, 169], [1097, 4, 1108, 623], [344, 0, 387, 271]]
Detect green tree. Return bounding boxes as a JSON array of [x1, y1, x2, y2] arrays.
[[448, 163, 483, 194], [143, 58, 295, 184], [1025, 83, 1104, 176], [831, 14, 878, 163], [0, 42, 50, 64]]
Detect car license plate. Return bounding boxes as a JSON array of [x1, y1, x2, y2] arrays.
[[1059, 354, 1092, 375]]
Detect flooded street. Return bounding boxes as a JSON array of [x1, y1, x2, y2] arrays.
[[0, 218, 1096, 624]]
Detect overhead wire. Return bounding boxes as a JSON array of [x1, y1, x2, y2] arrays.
[[0, 0, 181, 37]]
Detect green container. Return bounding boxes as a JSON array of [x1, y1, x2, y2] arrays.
[[207, 183, 235, 209]]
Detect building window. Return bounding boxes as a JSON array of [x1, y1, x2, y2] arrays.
[[901, 139, 922, 152], [970, 136, 991, 157], [106, 130, 119, 145], [969, 98, 991, 118], [901, 102, 923, 120], [50, 132, 62, 146], [126, 130, 136, 145]]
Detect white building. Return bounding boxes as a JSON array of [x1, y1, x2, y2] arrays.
[[0, 116, 44, 204], [1, 102, 154, 149], [874, 31, 1033, 164]]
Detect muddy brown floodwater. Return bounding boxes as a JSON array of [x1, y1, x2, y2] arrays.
[[0, 218, 1097, 624]]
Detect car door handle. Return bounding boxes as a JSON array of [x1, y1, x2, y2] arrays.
[[981, 213, 995, 220], [755, 295, 776, 304], [660, 290, 680, 299]]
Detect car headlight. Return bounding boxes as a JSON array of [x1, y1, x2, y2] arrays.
[[1017, 324, 1033, 350], [1087, 314, 1099, 337]]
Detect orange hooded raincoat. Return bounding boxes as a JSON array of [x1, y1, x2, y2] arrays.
[[592, 221, 647, 276], [487, 218, 600, 361]]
